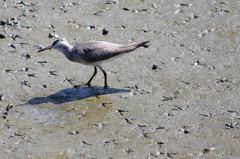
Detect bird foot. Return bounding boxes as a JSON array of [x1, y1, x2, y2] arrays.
[[103, 85, 109, 89], [85, 83, 91, 87]]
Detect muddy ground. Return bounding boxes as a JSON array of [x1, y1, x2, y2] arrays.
[[0, 0, 239, 158]]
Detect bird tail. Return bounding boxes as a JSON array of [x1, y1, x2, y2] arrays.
[[119, 41, 150, 52]]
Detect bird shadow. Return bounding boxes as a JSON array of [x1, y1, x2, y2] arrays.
[[18, 86, 130, 105]]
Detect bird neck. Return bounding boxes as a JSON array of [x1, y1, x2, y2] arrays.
[[55, 44, 73, 59]]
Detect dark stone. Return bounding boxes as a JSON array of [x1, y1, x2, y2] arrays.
[[102, 28, 108, 35], [0, 33, 6, 39], [152, 64, 158, 70]]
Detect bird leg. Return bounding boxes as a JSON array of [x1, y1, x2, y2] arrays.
[[96, 65, 108, 88], [86, 66, 97, 87], [101, 69, 108, 88]]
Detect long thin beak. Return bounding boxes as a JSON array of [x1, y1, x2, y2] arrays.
[[38, 45, 52, 52]]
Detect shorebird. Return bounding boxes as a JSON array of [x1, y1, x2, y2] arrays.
[[38, 39, 150, 88]]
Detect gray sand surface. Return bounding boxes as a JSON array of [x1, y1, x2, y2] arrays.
[[0, 0, 239, 158]]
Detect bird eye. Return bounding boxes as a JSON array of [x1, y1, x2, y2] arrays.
[[52, 39, 59, 46]]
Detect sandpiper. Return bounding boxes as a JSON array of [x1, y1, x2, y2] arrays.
[[38, 39, 150, 88]]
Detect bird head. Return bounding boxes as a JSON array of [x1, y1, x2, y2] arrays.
[[38, 38, 69, 52]]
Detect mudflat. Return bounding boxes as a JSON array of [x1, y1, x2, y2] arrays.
[[0, 0, 239, 158]]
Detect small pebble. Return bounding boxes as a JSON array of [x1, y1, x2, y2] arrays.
[[122, 8, 130, 11], [5, 69, 13, 73], [0, 20, 6, 25], [102, 28, 108, 35], [6, 104, 13, 111], [103, 140, 110, 144], [202, 148, 210, 154], [69, 130, 79, 135], [87, 25, 96, 30], [48, 33, 59, 38], [183, 129, 190, 134], [106, 1, 117, 5], [179, 3, 189, 7], [0, 94, 3, 101], [152, 3, 157, 8], [48, 24, 55, 29], [152, 64, 158, 70], [22, 67, 29, 72], [125, 148, 134, 153], [0, 33, 6, 39], [27, 73, 36, 77]]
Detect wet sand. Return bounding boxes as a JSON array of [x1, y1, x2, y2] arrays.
[[0, 0, 239, 158]]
